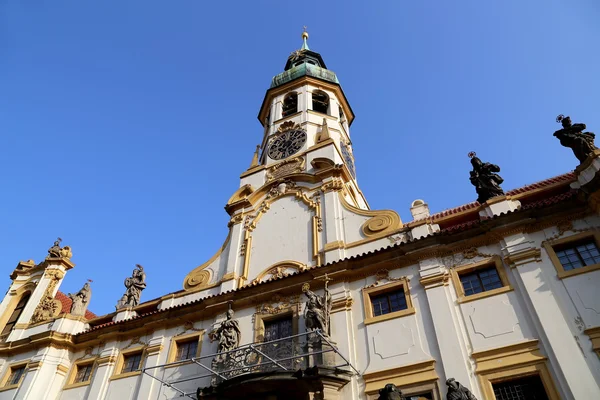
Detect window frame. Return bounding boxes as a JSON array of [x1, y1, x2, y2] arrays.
[[253, 301, 301, 343], [311, 90, 330, 115], [450, 256, 512, 303], [0, 284, 34, 339], [110, 346, 146, 381], [362, 277, 415, 325], [64, 358, 97, 390], [363, 360, 439, 399], [281, 92, 299, 118], [543, 231, 600, 279], [166, 331, 204, 367], [0, 361, 28, 392]]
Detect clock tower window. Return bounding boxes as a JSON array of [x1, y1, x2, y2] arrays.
[[312, 90, 329, 115], [282, 92, 298, 117]]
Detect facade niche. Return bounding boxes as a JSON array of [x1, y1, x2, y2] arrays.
[[312, 90, 329, 114], [282, 92, 298, 117]]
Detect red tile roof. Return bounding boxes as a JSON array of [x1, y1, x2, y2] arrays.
[[55, 291, 97, 319]]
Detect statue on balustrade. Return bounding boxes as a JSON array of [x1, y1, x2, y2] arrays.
[[302, 280, 332, 337], [554, 114, 597, 164], [68, 282, 91, 316], [378, 383, 404, 400], [468, 152, 504, 203], [212, 308, 241, 359], [116, 264, 146, 309], [446, 378, 478, 400]]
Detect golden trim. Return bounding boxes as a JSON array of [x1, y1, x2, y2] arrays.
[[584, 326, 600, 354], [221, 272, 238, 282], [323, 240, 345, 251], [26, 360, 42, 371], [504, 248, 542, 268], [0, 360, 29, 392], [63, 357, 98, 390], [472, 340, 559, 400], [145, 344, 163, 356], [56, 364, 70, 375], [574, 148, 600, 174], [419, 273, 449, 289], [362, 278, 415, 326], [330, 297, 353, 314], [166, 330, 205, 366], [96, 355, 117, 366], [183, 228, 232, 291], [253, 298, 300, 342], [450, 256, 513, 303], [363, 359, 437, 395], [110, 345, 146, 381], [543, 231, 600, 279], [337, 191, 403, 248], [251, 260, 306, 285], [0, 280, 36, 334]]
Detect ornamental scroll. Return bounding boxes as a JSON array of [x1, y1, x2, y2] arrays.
[[30, 270, 64, 324]]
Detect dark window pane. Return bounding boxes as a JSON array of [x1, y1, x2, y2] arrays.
[[74, 364, 93, 383], [555, 240, 600, 271], [7, 366, 25, 385], [492, 374, 549, 400], [370, 288, 408, 317], [460, 266, 504, 297], [121, 353, 143, 373], [1, 294, 31, 336], [175, 339, 198, 361], [264, 317, 293, 341]]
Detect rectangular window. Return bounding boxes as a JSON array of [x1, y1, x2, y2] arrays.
[[555, 240, 600, 271], [405, 392, 434, 400], [459, 266, 503, 296], [121, 352, 143, 373], [73, 363, 93, 383], [362, 277, 415, 325], [175, 339, 198, 362], [371, 288, 408, 317], [492, 374, 549, 400], [6, 366, 25, 386], [263, 316, 293, 342]]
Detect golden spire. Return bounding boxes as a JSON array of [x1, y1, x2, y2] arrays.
[[249, 145, 260, 168], [301, 26, 309, 50], [302, 26, 309, 40]]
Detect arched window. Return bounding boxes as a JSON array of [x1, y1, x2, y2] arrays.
[[282, 92, 298, 117], [1, 293, 30, 335], [312, 90, 329, 115]]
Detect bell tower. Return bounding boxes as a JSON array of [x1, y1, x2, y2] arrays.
[[183, 30, 402, 294], [249, 29, 366, 208]]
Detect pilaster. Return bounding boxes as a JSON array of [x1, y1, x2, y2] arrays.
[[136, 333, 165, 399], [87, 345, 119, 400], [321, 185, 346, 264], [502, 232, 600, 399], [418, 258, 480, 398]]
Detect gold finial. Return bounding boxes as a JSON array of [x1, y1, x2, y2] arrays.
[[302, 26, 309, 40], [249, 145, 260, 168]]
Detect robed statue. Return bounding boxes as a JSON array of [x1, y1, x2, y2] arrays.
[[302, 281, 332, 336], [68, 282, 91, 317], [554, 114, 597, 164], [47, 237, 73, 260], [116, 264, 146, 309], [446, 378, 478, 400], [469, 152, 504, 203], [209, 307, 241, 370], [378, 384, 404, 400]]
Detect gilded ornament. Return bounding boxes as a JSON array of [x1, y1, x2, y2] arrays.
[[46, 237, 73, 260], [266, 157, 305, 181], [30, 270, 64, 324]]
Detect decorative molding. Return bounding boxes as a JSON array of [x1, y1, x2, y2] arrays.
[[330, 296, 353, 313], [254, 294, 300, 317], [30, 270, 64, 324], [145, 344, 163, 356], [365, 269, 404, 289], [183, 229, 232, 291], [96, 355, 117, 366], [251, 261, 306, 285], [419, 273, 450, 289], [323, 240, 345, 252], [503, 248, 542, 268], [362, 359, 437, 395], [252, 294, 300, 342], [584, 326, 600, 354], [27, 360, 43, 371], [266, 157, 305, 181], [56, 364, 70, 375]]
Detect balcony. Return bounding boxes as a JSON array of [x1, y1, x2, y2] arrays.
[[143, 330, 357, 399]]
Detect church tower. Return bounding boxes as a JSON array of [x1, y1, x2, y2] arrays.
[[181, 31, 403, 297]]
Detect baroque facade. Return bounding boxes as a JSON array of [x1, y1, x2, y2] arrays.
[[1, 31, 600, 400]]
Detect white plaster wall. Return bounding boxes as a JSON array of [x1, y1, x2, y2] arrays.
[[562, 269, 600, 328], [246, 196, 314, 282]]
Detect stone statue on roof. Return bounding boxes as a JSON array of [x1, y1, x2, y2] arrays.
[[116, 264, 146, 309], [47, 237, 73, 260], [554, 114, 597, 164], [446, 378, 478, 400], [468, 152, 504, 204], [378, 383, 405, 400], [68, 282, 91, 317]]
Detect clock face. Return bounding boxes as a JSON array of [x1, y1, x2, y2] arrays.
[[267, 129, 307, 160], [341, 142, 356, 178]]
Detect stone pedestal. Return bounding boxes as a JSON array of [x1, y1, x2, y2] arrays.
[[570, 149, 600, 193], [113, 308, 138, 322], [478, 196, 521, 219]]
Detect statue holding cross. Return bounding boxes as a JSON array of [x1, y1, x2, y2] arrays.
[[302, 274, 332, 337]]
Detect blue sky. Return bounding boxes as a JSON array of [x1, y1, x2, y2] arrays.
[[1, 1, 599, 315]]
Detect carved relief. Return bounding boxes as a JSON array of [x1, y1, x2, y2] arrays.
[[253, 294, 301, 342], [30, 270, 64, 324], [251, 261, 305, 285], [365, 269, 404, 289], [266, 157, 305, 181]]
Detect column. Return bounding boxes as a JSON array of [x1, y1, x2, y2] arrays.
[[136, 334, 165, 399], [502, 232, 600, 399], [419, 258, 480, 397]]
